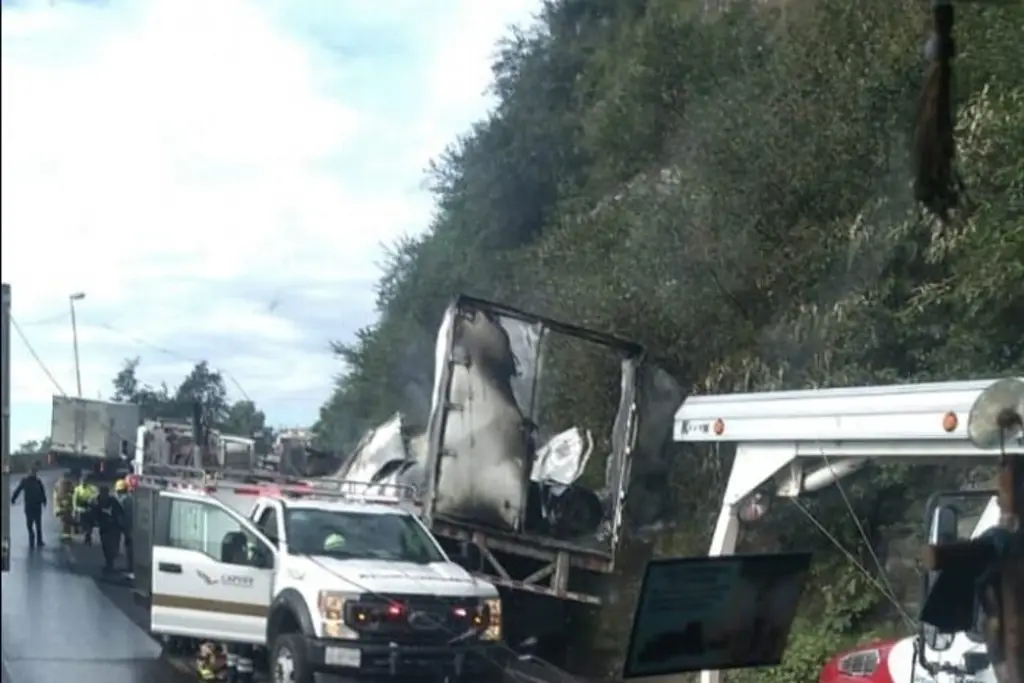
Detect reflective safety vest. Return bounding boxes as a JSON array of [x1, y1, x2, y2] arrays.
[[195, 642, 225, 681], [53, 480, 74, 515], [72, 484, 98, 510]]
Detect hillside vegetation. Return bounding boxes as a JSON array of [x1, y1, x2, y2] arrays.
[[314, 0, 1024, 680]]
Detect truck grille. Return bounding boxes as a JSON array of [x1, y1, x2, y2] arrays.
[[346, 594, 481, 644]]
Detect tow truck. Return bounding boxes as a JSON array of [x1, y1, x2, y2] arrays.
[[673, 378, 1023, 683], [132, 466, 508, 683]]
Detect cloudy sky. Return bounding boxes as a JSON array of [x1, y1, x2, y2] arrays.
[[1, 0, 538, 448]]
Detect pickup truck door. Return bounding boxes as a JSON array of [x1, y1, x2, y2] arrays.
[[150, 492, 276, 645]]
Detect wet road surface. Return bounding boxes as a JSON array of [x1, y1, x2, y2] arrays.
[[1, 470, 188, 683]]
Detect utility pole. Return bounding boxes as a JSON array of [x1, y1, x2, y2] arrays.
[[924, 377, 1023, 683], [996, 446, 1022, 683], [69, 292, 85, 398]]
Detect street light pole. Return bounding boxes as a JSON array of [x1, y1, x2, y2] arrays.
[[69, 292, 85, 398]]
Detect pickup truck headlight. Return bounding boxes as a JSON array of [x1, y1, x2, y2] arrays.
[[481, 597, 502, 642], [837, 648, 881, 677], [318, 591, 356, 639]]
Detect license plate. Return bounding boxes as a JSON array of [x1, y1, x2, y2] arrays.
[[324, 646, 361, 668]]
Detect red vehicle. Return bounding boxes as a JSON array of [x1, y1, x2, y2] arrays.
[[819, 639, 897, 683]]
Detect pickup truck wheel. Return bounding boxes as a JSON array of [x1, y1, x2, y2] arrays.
[[271, 633, 314, 683]]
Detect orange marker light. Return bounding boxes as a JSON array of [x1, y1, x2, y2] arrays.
[[942, 411, 958, 433], [713, 419, 725, 436]]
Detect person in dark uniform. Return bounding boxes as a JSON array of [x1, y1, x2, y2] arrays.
[[114, 478, 134, 575], [12, 463, 47, 548], [91, 485, 125, 572]]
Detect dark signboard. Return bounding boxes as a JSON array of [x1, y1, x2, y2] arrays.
[[623, 552, 811, 678]]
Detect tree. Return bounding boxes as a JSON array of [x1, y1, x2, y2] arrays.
[[109, 359, 268, 436], [111, 357, 174, 421], [15, 437, 51, 455], [172, 361, 229, 425], [221, 400, 266, 437]]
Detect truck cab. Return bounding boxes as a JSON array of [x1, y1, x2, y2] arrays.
[[144, 477, 506, 683], [822, 492, 1000, 683]]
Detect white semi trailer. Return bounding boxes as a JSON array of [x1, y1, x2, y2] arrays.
[[49, 395, 140, 477]]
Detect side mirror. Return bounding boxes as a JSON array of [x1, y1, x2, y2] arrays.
[[928, 504, 959, 545], [921, 624, 954, 652], [923, 503, 959, 595], [456, 542, 482, 570], [919, 503, 959, 656], [252, 546, 274, 569]]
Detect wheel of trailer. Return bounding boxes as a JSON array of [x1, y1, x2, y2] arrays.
[[271, 633, 314, 683]]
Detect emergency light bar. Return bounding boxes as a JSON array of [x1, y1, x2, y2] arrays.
[[136, 465, 419, 507]]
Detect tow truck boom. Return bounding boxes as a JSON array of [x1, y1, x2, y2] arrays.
[[673, 377, 1024, 683]]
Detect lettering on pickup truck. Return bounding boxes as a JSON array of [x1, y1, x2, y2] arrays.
[[222, 575, 254, 588], [195, 569, 254, 588]]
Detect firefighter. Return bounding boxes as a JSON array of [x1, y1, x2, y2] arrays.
[[195, 641, 226, 681], [114, 478, 134, 575], [53, 472, 76, 542], [92, 485, 125, 573], [323, 532, 346, 552], [72, 474, 99, 544]]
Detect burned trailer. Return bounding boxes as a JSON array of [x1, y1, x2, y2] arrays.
[[334, 295, 684, 609]]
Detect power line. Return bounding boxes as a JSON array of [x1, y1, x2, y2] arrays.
[[97, 322, 253, 403], [10, 313, 68, 397], [18, 311, 70, 327]]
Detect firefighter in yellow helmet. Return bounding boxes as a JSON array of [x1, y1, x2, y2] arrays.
[[195, 641, 226, 681], [72, 473, 99, 544], [52, 472, 76, 542]]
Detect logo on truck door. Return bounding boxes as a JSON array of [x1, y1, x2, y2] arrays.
[[195, 569, 254, 588]]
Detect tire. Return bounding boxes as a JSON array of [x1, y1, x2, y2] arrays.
[[270, 633, 315, 683]]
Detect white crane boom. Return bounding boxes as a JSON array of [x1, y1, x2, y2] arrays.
[[672, 378, 1024, 683]]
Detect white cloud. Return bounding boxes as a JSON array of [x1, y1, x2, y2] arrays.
[[2, 0, 539, 447]]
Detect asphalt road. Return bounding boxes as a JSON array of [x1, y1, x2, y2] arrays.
[[1, 470, 189, 683]]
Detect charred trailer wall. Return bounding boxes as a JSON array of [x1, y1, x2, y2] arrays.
[[565, 363, 687, 681], [423, 295, 649, 559]]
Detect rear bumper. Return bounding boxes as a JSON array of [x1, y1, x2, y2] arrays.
[[306, 637, 509, 682]]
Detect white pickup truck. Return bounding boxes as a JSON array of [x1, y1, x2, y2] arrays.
[[137, 471, 508, 683]]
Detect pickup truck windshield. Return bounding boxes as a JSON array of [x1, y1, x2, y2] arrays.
[[285, 508, 445, 564]]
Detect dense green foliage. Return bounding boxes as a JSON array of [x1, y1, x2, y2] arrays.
[[315, 0, 1023, 679]]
